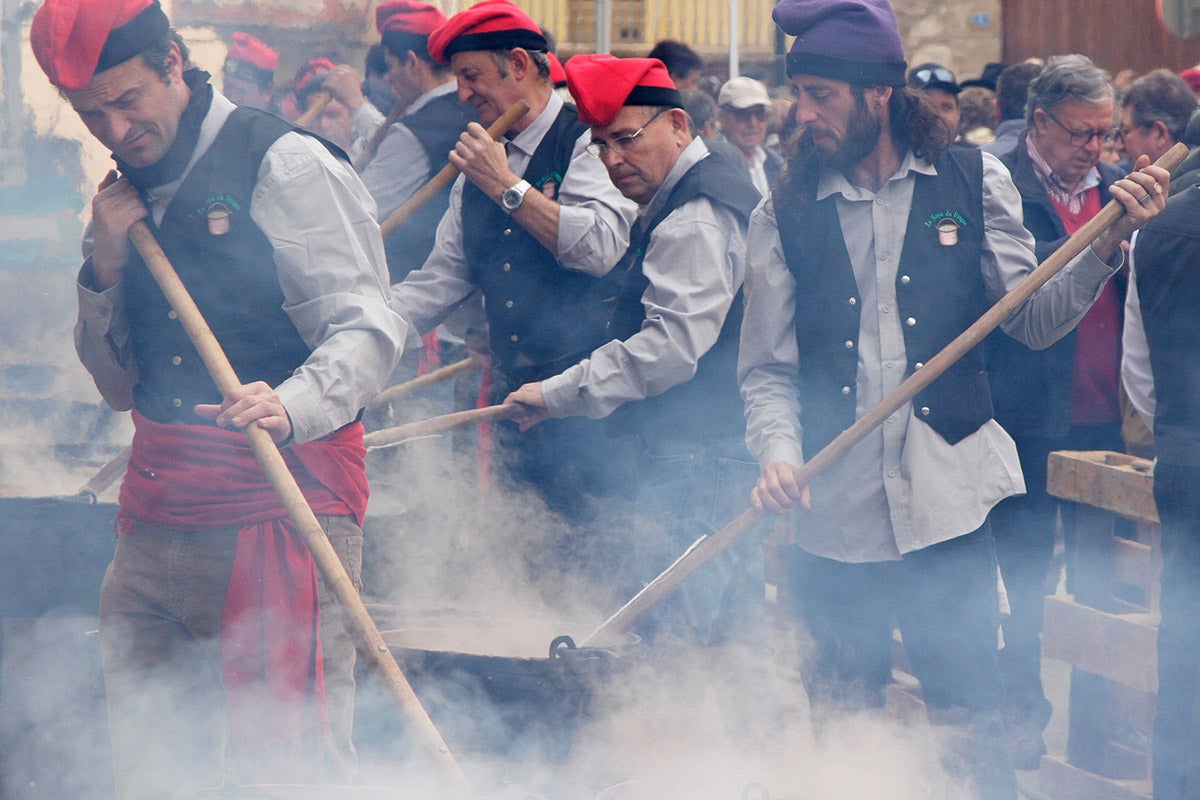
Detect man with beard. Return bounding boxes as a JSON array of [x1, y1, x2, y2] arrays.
[[739, 1, 1167, 797], [30, 0, 405, 796]]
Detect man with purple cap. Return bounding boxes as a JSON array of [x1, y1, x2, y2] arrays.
[[739, 0, 1168, 796], [504, 55, 766, 665], [388, 0, 637, 561], [29, 0, 405, 795]]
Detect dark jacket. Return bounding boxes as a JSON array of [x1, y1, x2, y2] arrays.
[[989, 134, 1125, 439]]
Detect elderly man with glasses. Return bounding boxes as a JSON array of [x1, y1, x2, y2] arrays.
[[986, 53, 1135, 769]]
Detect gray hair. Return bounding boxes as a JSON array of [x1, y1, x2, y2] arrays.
[[489, 48, 551, 82], [1025, 54, 1113, 126]]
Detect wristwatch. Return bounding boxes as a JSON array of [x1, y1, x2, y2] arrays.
[[501, 179, 532, 213]]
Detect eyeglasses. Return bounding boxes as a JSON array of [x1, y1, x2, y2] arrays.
[[910, 66, 957, 89], [1042, 108, 1116, 147], [1114, 122, 1150, 142], [586, 109, 669, 158]]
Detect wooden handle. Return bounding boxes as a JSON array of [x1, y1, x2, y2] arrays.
[[294, 91, 332, 129], [76, 444, 131, 499], [126, 221, 472, 794], [366, 355, 484, 412], [364, 403, 520, 450], [583, 142, 1189, 645], [354, 97, 406, 173], [379, 99, 531, 239]]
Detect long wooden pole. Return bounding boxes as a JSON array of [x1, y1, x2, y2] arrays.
[[379, 100, 530, 239], [294, 91, 332, 129], [76, 444, 131, 500], [583, 143, 1188, 647], [354, 97, 406, 173], [366, 354, 484, 412], [364, 403, 520, 450], [126, 221, 472, 794]]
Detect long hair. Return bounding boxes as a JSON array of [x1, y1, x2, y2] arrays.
[[775, 85, 953, 202]]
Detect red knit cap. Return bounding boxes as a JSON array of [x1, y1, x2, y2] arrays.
[[565, 54, 681, 127], [31, 0, 170, 91], [376, 0, 446, 35], [1181, 67, 1200, 96], [227, 31, 278, 72], [294, 57, 336, 92], [548, 52, 567, 87], [427, 0, 548, 65]]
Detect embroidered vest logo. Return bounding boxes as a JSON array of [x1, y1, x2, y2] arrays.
[[925, 209, 967, 246], [197, 195, 242, 236]]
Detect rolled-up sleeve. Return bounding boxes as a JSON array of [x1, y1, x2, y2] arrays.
[[738, 197, 806, 469], [554, 130, 639, 277], [254, 133, 407, 443]]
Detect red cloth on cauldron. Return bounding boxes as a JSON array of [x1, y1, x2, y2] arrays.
[[117, 410, 368, 780]]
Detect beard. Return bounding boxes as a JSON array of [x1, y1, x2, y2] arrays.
[[826, 92, 884, 170]]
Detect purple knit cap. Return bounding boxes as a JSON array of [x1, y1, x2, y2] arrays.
[[773, 0, 907, 87]]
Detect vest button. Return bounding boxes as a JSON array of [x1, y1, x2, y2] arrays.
[[900, 275, 911, 285], [505, 300, 514, 308], [171, 356, 182, 366], [848, 297, 857, 306], [168, 310, 178, 320], [503, 228, 512, 236], [510, 334, 519, 342], [841, 385, 851, 395], [173, 398, 183, 408], [844, 340, 854, 349], [920, 406, 931, 416], [905, 317, 916, 327], [503, 263, 512, 272], [914, 361, 924, 369]]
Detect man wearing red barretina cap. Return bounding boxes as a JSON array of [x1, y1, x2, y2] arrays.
[[503, 55, 773, 728], [388, 1, 638, 554], [222, 31, 277, 112], [29, 1, 405, 796], [360, 0, 478, 283], [293, 57, 387, 162]]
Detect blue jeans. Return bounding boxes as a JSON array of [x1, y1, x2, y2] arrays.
[[629, 434, 766, 649]]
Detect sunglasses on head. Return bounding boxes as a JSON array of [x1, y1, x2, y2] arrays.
[[911, 67, 956, 88]]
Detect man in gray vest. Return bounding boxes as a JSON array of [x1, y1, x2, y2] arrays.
[[739, 1, 1167, 797]]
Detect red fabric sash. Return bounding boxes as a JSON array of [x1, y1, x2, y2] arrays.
[[117, 410, 368, 782]]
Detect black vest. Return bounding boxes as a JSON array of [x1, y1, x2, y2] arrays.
[[124, 108, 341, 426], [383, 92, 477, 282], [776, 145, 993, 457], [1132, 185, 1200, 465], [461, 105, 616, 386], [605, 148, 761, 439]]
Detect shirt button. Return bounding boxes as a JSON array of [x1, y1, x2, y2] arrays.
[[168, 310, 178, 320], [875, 197, 885, 206], [172, 398, 182, 408], [171, 356, 182, 366], [900, 275, 911, 285], [887, 468, 897, 477], [505, 300, 514, 308], [906, 317, 917, 327], [503, 228, 512, 236], [844, 340, 854, 349], [841, 385, 851, 395], [848, 297, 857, 306], [920, 406, 931, 416], [510, 334, 519, 342], [885, 361, 894, 369], [503, 263, 512, 272], [879, 252, 890, 261]]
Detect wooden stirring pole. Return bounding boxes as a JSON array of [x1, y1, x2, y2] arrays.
[[366, 354, 484, 412], [294, 91, 332, 129], [126, 221, 473, 794], [364, 403, 521, 450], [583, 143, 1189, 647], [379, 100, 530, 239]]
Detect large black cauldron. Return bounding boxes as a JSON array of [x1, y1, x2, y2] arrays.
[[361, 611, 637, 764]]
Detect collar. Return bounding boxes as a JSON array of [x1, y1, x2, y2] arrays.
[[815, 148, 935, 202], [503, 90, 562, 158], [406, 79, 458, 117], [1025, 133, 1100, 207], [640, 136, 708, 221]]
